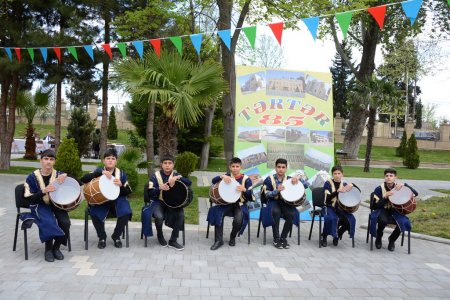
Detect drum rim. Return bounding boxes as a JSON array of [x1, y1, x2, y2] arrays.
[[162, 180, 189, 208]]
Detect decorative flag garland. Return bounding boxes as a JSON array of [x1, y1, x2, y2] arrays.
[[1, 0, 427, 63]]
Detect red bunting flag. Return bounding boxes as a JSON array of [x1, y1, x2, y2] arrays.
[[53, 47, 61, 63], [268, 22, 284, 45], [368, 5, 387, 29], [14, 48, 21, 62], [150, 39, 161, 58], [102, 44, 112, 59]]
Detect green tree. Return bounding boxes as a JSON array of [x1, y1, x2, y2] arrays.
[[396, 131, 408, 157], [67, 108, 96, 157], [55, 137, 82, 178], [403, 133, 420, 169], [107, 106, 118, 140]]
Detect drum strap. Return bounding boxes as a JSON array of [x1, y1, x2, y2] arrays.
[[239, 174, 249, 203], [325, 179, 343, 207], [155, 171, 175, 201], [380, 184, 393, 209], [28, 169, 57, 205]]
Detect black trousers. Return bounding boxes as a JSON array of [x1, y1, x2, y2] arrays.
[[153, 204, 184, 242], [215, 203, 243, 242], [45, 206, 71, 251], [335, 208, 350, 237], [91, 214, 130, 241], [271, 201, 296, 239], [376, 209, 401, 242]]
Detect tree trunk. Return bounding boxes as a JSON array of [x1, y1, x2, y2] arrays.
[[364, 106, 377, 172], [157, 113, 178, 158], [0, 77, 11, 170], [200, 103, 216, 169], [54, 81, 62, 152], [99, 15, 110, 158], [24, 123, 37, 160], [0, 73, 18, 170], [146, 100, 155, 177]]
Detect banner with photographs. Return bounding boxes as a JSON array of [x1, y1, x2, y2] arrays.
[[234, 65, 334, 216]]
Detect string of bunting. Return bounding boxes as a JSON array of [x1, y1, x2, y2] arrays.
[[1, 0, 429, 64]]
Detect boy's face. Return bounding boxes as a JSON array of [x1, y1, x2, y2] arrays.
[[384, 172, 397, 184], [275, 163, 287, 176], [229, 163, 241, 176], [161, 160, 174, 173], [332, 170, 343, 181], [103, 156, 117, 169], [40, 156, 55, 170]]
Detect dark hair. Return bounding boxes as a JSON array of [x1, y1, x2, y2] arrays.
[[160, 155, 175, 163], [384, 168, 397, 175], [331, 165, 344, 173], [103, 148, 118, 159], [275, 158, 288, 166], [40, 149, 56, 159], [229, 157, 242, 165]]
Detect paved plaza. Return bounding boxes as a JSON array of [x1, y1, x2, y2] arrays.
[[1, 172, 450, 299]]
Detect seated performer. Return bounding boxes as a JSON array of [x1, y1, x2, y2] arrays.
[[24, 149, 70, 262], [142, 156, 191, 251], [81, 149, 132, 249], [262, 158, 309, 249], [321, 166, 356, 247], [208, 157, 253, 250], [370, 168, 418, 251]]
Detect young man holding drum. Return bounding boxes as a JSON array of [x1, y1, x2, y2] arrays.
[[24, 149, 70, 262], [370, 168, 418, 251], [81, 149, 132, 249], [262, 158, 309, 249], [143, 156, 191, 251], [208, 157, 253, 250]]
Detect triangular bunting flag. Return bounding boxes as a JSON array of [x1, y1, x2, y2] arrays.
[[150, 39, 161, 58], [84, 45, 94, 61], [14, 48, 21, 62], [4, 48, 12, 61], [268, 22, 284, 45], [53, 47, 61, 63], [303, 17, 320, 41], [102, 44, 112, 59], [368, 5, 387, 29], [401, 0, 423, 25], [336, 11, 353, 39], [68, 47, 78, 61], [217, 29, 231, 50], [132, 41, 143, 58], [242, 26, 257, 49], [169, 36, 183, 55], [189, 34, 203, 55], [40, 48, 47, 63], [27, 48, 34, 63], [117, 42, 126, 58]]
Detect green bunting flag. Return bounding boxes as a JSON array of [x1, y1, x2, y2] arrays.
[[68, 47, 78, 61], [169, 36, 183, 55], [336, 11, 353, 39], [27, 48, 34, 63], [242, 26, 257, 49], [117, 42, 127, 58]]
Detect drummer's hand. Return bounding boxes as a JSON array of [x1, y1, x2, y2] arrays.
[[221, 175, 231, 184], [395, 183, 404, 191], [385, 190, 394, 197], [277, 184, 285, 192], [43, 184, 56, 194], [343, 184, 353, 192], [168, 176, 180, 187], [102, 170, 112, 179], [57, 173, 67, 184], [160, 183, 170, 191], [291, 177, 299, 185], [236, 185, 246, 192], [337, 187, 346, 193], [113, 178, 122, 187]]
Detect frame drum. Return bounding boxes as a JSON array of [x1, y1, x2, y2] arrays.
[[209, 179, 241, 205], [389, 185, 416, 215], [49, 177, 82, 211], [338, 186, 361, 213], [280, 178, 306, 207], [162, 180, 191, 208]]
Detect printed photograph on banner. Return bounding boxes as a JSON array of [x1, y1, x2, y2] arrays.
[[305, 74, 331, 101], [266, 70, 305, 98], [243, 167, 264, 211], [304, 147, 333, 172], [286, 127, 310, 143], [261, 126, 286, 142], [237, 71, 266, 94], [237, 126, 261, 143], [237, 144, 267, 170], [310, 130, 333, 145], [266, 143, 305, 169]]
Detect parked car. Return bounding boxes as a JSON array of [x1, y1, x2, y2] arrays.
[[414, 131, 436, 141]]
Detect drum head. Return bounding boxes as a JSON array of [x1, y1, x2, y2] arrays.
[[49, 177, 81, 205], [162, 181, 189, 208], [218, 179, 241, 203], [99, 175, 120, 200], [338, 187, 361, 207], [389, 186, 413, 205], [280, 178, 305, 202]]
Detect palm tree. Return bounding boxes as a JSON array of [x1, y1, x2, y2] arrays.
[[112, 50, 227, 166]]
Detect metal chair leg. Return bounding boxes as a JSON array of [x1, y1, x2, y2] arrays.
[[408, 231, 411, 254], [308, 214, 315, 240], [84, 209, 89, 250], [68, 232, 72, 252], [319, 215, 322, 248], [183, 222, 186, 246], [257, 213, 262, 238], [401, 231, 405, 247], [24, 229, 28, 260], [352, 237, 355, 248], [263, 226, 266, 245], [248, 221, 250, 244], [125, 223, 129, 248], [297, 222, 300, 245], [366, 216, 371, 243], [206, 222, 210, 238], [13, 214, 20, 251]]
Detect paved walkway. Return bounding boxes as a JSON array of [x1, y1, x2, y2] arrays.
[[1, 173, 450, 299]]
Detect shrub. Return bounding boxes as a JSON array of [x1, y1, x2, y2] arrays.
[[396, 131, 407, 157], [107, 106, 118, 140], [67, 107, 96, 157], [403, 133, 420, 169], [117, 147, 143, 191], [127, 130, 146, 150], [55, 138, 82, 178], [176, 151, 199, 177]]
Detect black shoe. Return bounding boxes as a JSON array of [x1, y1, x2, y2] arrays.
[[168, 240, 184, 251], [333, 237, 339, 246], [45, 250, 55, 262], [274, 239, 284, 249], [375, 237, 382, 249], [52, 249, 64, 260], [388, 239, 395, 252], [273, 238, 280, 247], [210, 240, 224, 250], [321, 236, 327, 247], [157, 235, 168, 247], [98, 239, 106, 249], [113, 239, 122, 248], [282, 238, 290, 249], [229, 238, 236, 247]]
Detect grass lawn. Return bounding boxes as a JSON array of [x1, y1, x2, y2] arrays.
[[410, 196, 450, 239], [343, 166, 450, 181], [431, 189, 450, 195], [202, 157, 227, 172]]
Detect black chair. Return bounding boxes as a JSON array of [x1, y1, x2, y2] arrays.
[[367, 193, 411, 254], [256, 205, 300, 245], [84, 206, 129, 250], [141, 183, 185, 247], [308, 187, 325, 248], [13, 184, 71, 260]]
